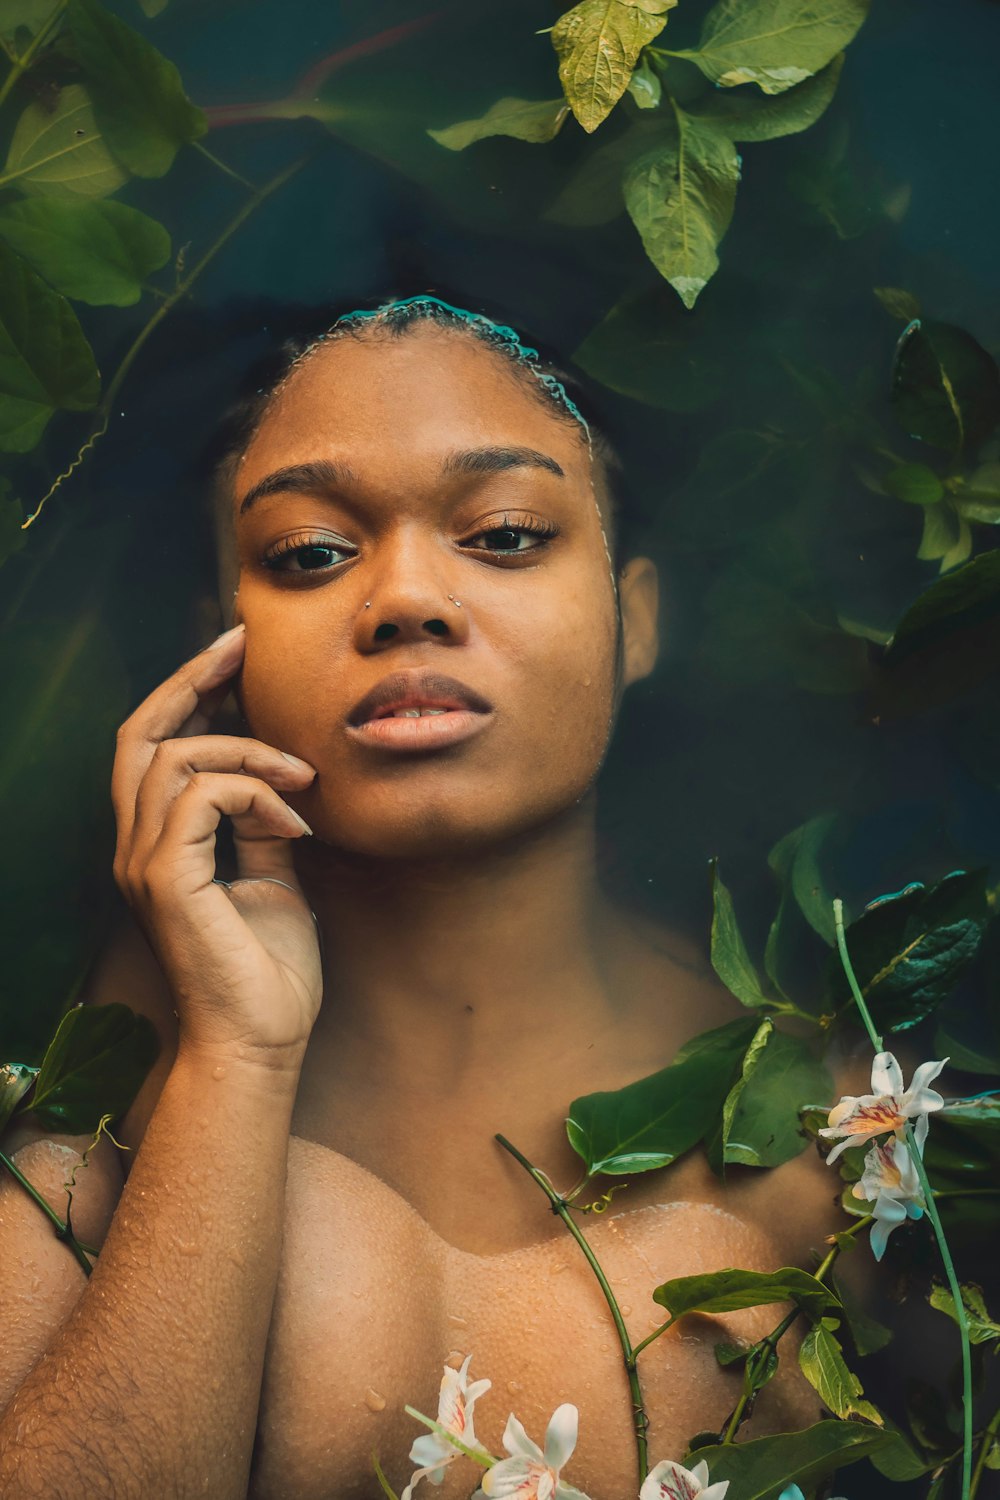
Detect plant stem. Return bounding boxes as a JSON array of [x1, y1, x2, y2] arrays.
[[0, 0, 69, 111], [0, 1147, 96, 1277], [970, 1405, 1000, 1499], [192, 140, 257, 191], [495, 1134, 649, 1484], [22, 152, 309, 529], [832, 898, 883, 1052]]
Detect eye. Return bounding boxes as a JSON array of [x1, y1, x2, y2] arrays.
[[261, 533, 356, 573], [462, 513, 559, 557]]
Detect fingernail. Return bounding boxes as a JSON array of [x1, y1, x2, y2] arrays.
[[280, 751, 314, 773], [206, 623, 246, 651], [287, 806, 313, 836]]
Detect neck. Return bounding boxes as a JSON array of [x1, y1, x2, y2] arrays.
[[294, 798, 630, 1089]]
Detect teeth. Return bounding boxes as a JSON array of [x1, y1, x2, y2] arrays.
[[391, 707, 451, 718]]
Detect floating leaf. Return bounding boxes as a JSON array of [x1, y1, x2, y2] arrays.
[[881, 548, 1000, 670], [428, 96, 570, 150], [916, 501, 972, 573], [829, 869, 990, 1031], [627, 53, 662, 108], [0, 239, 100, 451], [572, 282, 732, 409], [2, 83, 127, 199], [832, 1270, 893, 1356], [21, 1002, 159, 1134], [0, 1062, 37, 1138], [681, 0, 869, 95], [929, 1281, 1000, 1347], [552, 0, 676, 134], [623, 113, 740, 308], [0, 0, 63, 38], [688, 1423, 901, 1499], [0, 199, 170, 306], [690, 53, 843, 141], [653, 1265, 841, 1320], [566, 1016, 758, 1174], [546, 119, 668, 227], [137, 0, 169, 14], [65, 0, 207, 177], [706, 1016, 773, 1171], [875, 285, 921, 322], [891, 318, 1000, 456], [724, 1029, 833, 1167], [768, 813, 839, 944], [710, 860, 770, 1009], [798, 1318, 883, 1423], [884, 462, 945, 507], [953, 462, 1000, 524]]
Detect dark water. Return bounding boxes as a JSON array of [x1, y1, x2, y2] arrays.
[[1, 2, 998, 1493]]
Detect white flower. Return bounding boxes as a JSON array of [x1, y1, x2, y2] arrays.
[[851, 1135, 926, 1260], [640, 1457, 729, 1500], [818, 1051, 947, 1165], [401, 1354, 492, 1500], [473, 1403, 592, 1500]]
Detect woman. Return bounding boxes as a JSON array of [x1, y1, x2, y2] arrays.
[[0, 295, 856, 1500]]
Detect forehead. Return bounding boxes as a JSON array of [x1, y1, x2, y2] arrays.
[[235, 326, 591, 502]]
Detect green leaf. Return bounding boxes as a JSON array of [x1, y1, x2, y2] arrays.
[[724, 1029, 833, 1167], [0, 1062, 37, 1137], [916, 501, 972, 573], [882, 548, 1000, 669], [428, 96, 569, 150], [2, 83, 127, 199], [929, 1281, 1000, 1346], [137, 0, 169, 14], [0, 0, 63, 38], [710, 859, 770, 1008], [566, 1016, 758, 1174], [0, 239, 100, 451], [682, 0, 869, 94], [552, 0, 676, 134], [0, 478, 29, 567], [65, 0, 207, 177], [875, 285, 921, 322], [829, 869, 991, 1031], [622, 113, 740, 308], [21, 1002, 159, 1134], [689, 53, 843, 140], [653, 1265, 841, 1320], [768, 813, 839, 944], [884, 462, 945, 507], [0, 199, 170, 307], [891, 318, 1000, 456], [571, 282, 729, 409], [798, 1318, 883, 1423], [953, 462, 1000, 524], [686, 1422, 899, 1499], [627, 53, 662, 109], [707, 1016, 773, 1171]]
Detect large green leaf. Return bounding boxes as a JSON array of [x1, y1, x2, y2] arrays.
[[0, 199, 170, 307], [882, 548, 1000, 669], [954, 461, 1000, 525], [682, 0, 869, 95], [710, 860, 770, 1008], [929, 1281, 1000, 1347], [623, 113, 740, 308], [428, 97, 569, 150], [690, 53, 843, 140], [0, 239, 100, 451], [0, 1062, 37, 1138], [829, 870, 991, 1031], [798, 1317, 883, 1423], [705, 1016, 772, 1171], [2, 83, 127, 199], [653, 1265, 840, 1320], [768, 813, 839, 944], [687, 1423, 898, 1499], [546, 115, 671, 228], [572, 282, 732, 409], [552, 0, 676, 134], [65, 0, 207, 177], [566, 1016, 758, 1174], [19, 1003, 159, 1134], [0, 0, 63, 35], [724, 1028, 833, 1167], [891, 319, 1000, 456]]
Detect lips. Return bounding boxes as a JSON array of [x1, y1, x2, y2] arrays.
[[347, 669, 493, 727]]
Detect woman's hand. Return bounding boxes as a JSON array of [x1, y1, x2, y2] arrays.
[[111, 624, 323, 1071]]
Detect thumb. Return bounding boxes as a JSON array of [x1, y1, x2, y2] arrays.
[[232, 816, 310, 896]]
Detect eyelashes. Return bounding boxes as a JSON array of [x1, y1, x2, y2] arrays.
[[260, 513, 560, 575]]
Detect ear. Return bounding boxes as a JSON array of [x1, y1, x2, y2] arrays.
[[618, 556, 660, 685]]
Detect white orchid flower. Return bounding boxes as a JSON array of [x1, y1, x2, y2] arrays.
[[819, 1051, 947, 1165], [640, 1457, 730, 1500], [851, 1135, 926, 1260], [401, 1354, 492, 1500], [473, 1403, 591, 1500]]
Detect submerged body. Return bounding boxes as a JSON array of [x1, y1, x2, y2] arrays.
[[0, 303, 863, 1499]]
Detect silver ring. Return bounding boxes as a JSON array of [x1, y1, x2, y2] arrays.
[[212, 875, 322, 946]]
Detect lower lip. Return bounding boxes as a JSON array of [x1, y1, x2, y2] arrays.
[[346, 709, 492, 751]]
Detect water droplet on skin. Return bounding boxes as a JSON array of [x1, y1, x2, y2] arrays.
[[188, 1170, 200, 1185], [551, 1263, 567, 1274], [178, 1241, 200, 1257], [228, 1246, 246, 1268], [507, 1380, 521, 1395], [364, 1387, 387, 1413], [620, 1306, 632, 1317], [212, 1065, 227, 1081], [448, 1313, 468, 1326], [352, 1289, 364, 1299]]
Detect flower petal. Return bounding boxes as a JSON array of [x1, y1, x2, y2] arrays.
[[907, 1057, 948, 1098], [638, 1459, 704, 1500], [483, 1455, 545, 1498], [871, 1051, 904, 1096], [543, 1404, 579, 1470], [408, 1434, 451, 1468], [502, 1413, 546, 1465]]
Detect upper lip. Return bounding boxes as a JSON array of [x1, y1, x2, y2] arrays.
[[347, 669, 494, 726]]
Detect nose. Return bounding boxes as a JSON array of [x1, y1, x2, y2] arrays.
[[353, 529, 470, 652]]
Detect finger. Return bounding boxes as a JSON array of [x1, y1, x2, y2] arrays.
[[143, 772, 311, 901], [112, 626, 246, 845]]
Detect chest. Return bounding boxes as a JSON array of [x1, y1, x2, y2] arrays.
[[247, 1140, 820, 1500]]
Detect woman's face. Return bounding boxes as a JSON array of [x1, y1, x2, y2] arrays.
[[229, 325, 657, 858]]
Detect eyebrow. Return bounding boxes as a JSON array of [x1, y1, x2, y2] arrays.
[[237, 445, 565, 517]]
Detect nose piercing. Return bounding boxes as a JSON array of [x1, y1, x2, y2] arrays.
[[364, 601, 371, 608], [447, 594, 462, 607]]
